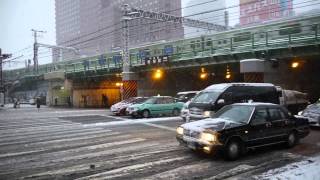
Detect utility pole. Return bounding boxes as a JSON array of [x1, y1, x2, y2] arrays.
[[120, 4, 139, 100], [122, 4, 130, 77], [0, 48, 12, 106], [31, 29, 46, 73]]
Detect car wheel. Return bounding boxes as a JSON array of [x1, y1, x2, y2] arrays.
[[142, 110, 150, 118], [225, 140, 241, 160], [172, 108, 180, 116], [287, 131, 298, 148]]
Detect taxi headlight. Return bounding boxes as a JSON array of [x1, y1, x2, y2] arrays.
[[176, 127, 184, 135], [200, 132, 217, 142], [203, 111, 212, 117]]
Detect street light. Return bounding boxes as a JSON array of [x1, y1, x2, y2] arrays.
[[153, 69, 163, 80], [226, 65, 231, 79], [116, 82, 123, 87], [199, 67, 208, 80], [291, 61, 300, 69]]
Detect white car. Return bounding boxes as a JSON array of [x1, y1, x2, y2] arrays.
[[300, 99, 320, 127], [180, 101, 191, 122], [110, 97, 148, 115]]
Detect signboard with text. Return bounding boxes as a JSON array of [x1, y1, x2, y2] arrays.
[[144, 56, 169, 65], [240, 0, 293, 26]]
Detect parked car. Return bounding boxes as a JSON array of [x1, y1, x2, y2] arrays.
[[110, 97, 148, 115], [180, 101, 191, 122], [176, 103, 310, 160], [175, 91, 198, 103], [299, 99, 320, 126], [126, 96, 184, 118]]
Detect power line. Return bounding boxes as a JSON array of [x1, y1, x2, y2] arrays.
[[35, 0, 320, 62], [50, 4, 319, 63]]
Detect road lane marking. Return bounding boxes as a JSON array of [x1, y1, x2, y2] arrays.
[[76, 156, 189, 180], [0, 142, 162, 170], [23, 147, 180, 179], [0, 129, 113, 146], [0, 132, 123, 158], [143, 161, 212, 180], [142, 122, 176, 131], [0, 127, 104, 140], [204, 164, 256, 180], [83, 116, 181, 131]]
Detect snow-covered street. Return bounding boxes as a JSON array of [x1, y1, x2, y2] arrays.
[[0, 106, 320, 179], [254, 155, 320, 180]]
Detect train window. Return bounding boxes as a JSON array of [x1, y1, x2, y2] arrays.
[[218, 41, 221, 45], [260, 34, 265, 38], [233, 32, 251, 42], [190, 41, 195, 49], [196, 40, 201, 48], [310, 24, 317, 32], [223, 40, 228, 44], [279, 24, 302, 35], [206, 38, 212, 46]]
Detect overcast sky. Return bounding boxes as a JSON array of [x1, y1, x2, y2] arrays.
[[0, 0, 319, 69]]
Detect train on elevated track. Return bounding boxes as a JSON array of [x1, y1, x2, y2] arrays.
[[128, 13, 320, 66]]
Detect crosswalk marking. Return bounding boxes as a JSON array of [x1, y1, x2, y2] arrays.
[[0, 110, 307, 180], [76, 156, 189, 180]]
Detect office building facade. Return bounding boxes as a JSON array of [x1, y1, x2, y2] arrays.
[[54, 0, 183, 61]]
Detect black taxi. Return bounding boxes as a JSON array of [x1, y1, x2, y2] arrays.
[[176, 103, 310, 160]]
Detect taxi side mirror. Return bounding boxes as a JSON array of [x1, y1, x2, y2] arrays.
[[217, 99, 225, 105]]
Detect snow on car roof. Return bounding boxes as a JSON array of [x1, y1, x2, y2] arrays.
[[205, 83, 275, 91], [177, 91, 198, 95], [233, 102, 278, 106], [151, 96, 172, 98]]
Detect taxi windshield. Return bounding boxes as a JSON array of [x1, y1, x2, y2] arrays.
[[213, 105, 254, 124]]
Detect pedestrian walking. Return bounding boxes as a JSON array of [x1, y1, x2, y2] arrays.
[[17, 98, 20, 108], [102, 94, 109, 108], [67, 96, 72, 107], [36, 97, 41, 111], [13, 98, 17, 109]]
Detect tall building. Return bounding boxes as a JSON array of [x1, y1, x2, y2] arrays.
[[54, 0, 183, 62], [183, 0, 227, 38], [240, 0, 293, 26]]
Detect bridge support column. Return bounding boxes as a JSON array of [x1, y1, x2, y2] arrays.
[[240, 59, 265, 83], [122, 71, 139, 100], [122, 80, 137, 100], [243, 73, 264, 83]]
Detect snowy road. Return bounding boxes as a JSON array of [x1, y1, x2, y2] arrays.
[[0, 106, 320, 179]]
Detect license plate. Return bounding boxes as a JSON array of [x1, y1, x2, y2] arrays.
[[187, 142, 196, 150]]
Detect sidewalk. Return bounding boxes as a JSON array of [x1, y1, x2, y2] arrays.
[[254, 154, 320, 180]]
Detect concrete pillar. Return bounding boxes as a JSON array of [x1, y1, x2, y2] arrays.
[[240, 59, 265, 83]]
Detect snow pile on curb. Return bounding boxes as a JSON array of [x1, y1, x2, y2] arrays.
[[255, 155, 320, 180]]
